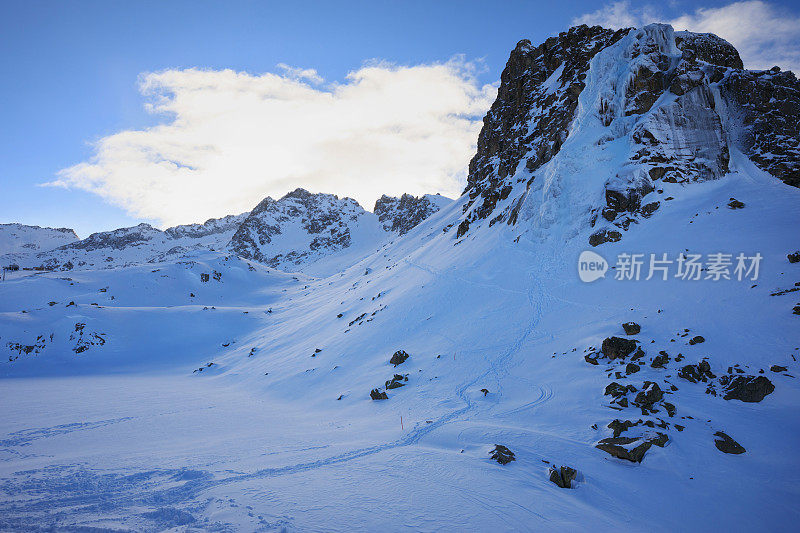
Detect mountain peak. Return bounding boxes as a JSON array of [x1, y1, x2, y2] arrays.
[[455, 23, 799, 243]]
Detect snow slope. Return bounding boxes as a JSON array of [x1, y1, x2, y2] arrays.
[[0, 23, 798, 532]]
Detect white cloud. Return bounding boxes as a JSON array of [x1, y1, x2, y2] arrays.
[[51, 59, 495, 227], [572, 1, 800, 73]]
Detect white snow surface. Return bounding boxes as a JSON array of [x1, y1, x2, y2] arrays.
[[1, 159, 797, 530]]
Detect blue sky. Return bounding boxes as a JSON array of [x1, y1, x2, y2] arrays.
[[2, 0, 799, 237]]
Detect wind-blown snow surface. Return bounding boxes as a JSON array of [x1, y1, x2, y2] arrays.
[[1, 158, 798, 530]]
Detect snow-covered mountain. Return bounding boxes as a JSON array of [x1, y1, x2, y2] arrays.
[[227, 188, 385, 276], [0, 223, 78, 258], [11, 214, 247, 271], [0, 24, 798, 531], [3, 189, 452, 275]]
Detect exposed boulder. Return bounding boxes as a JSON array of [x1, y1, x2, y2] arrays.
[[651, 351, 670, 368], [601, 336, 638, 360], [389, 350, 410, 366], [714, 431, 746, 454], [490, 445, 516, 465], [788, 252, 800, 263], [608, 419, 636, 438], [626, 363, 640, 375], [688, 335, 705, 345], [678, 360, 715, 383], [727, 198, 745, 209], [385, 374, 408, 389], [596, 432, 667, 463], [633, 381, 664, 412], [370, 389, 388, 401], [549, 465, 578, 488], [589, 229, 622, 247], [622, 322, 641, 335], [719, 375, 774, 402]]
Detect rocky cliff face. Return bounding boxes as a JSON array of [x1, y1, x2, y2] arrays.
[[374, 193, 451, 235], [228, 189, 451, 271], [456, 23, 800, 244], [459, 25, 629, 237], [228, 188, 369, 268]]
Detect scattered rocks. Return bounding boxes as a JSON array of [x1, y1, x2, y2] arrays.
[[490, 445, 515, 465], [771, 365, 788, 372], [714, 431, 746, 454], [622, 322, 641, 335], [193, 362, 214, 373], [719, 375, 774, 402], [389, 350, 410, 366], [584, 354, 599, 365], [601, 336, 637, 360], [549, 465, 578, 488], [688, 335, 705, 345], [370, 389, 388, 400]]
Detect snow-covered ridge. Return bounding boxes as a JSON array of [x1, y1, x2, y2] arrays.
[[0, 223, 78, 258], [3, 190, 451, 273]]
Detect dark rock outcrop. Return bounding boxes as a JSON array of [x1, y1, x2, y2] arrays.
[[596, 432, 668, 463], [549, 465, 578, 488], [622, 322, 641, 335], [490, 445, 516, 465], [458, 25, 629, 236], [714, 431, 746, 454], [719, 375, 774, 402], [374, 194, 450, 235], [678, 360, 715, 383], [385, 374, 408, 389], [601, 337, 638, 360], [370, 389, 388, 400], [229, 189, 363, 266], [389, 350, 410, 367]]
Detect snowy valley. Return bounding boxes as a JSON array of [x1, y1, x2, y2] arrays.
[[1, 23, 799, 532]]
